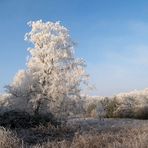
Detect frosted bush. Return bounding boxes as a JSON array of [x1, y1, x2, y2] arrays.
[[83, 89, 148, 119], [0, 94, 12, 113], [107, 89, 148, 118]]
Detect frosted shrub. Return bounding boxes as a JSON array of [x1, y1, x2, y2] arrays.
[[0, 94, 12, 113], [133, 105, 148, 119], [113, 89, 148, 118], [100, 97, 119, 118], [86, 103, 97, 117]]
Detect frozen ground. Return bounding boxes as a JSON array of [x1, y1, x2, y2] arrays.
[[67, 118, 148, 132]]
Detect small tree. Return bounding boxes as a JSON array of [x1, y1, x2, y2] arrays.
[[6, 20, 89, 116]]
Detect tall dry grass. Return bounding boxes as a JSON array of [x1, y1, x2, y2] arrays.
[[34, 125, 148, 148], [0, 122, 147, 148], [0, 127, 21, 148]]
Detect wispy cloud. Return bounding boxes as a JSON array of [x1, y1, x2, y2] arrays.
[[87, 21, 148, 96]]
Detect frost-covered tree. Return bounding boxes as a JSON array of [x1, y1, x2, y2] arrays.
[[6, 20, 89, 116]]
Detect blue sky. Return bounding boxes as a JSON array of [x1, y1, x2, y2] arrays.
[[1, 0, 148, 96]]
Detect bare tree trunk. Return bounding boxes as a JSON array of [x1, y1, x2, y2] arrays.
[[34, 100, 41, 116]]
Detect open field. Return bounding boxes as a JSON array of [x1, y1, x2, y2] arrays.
[[67, 118, 148, 131], [0, 118, 147, 148]]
